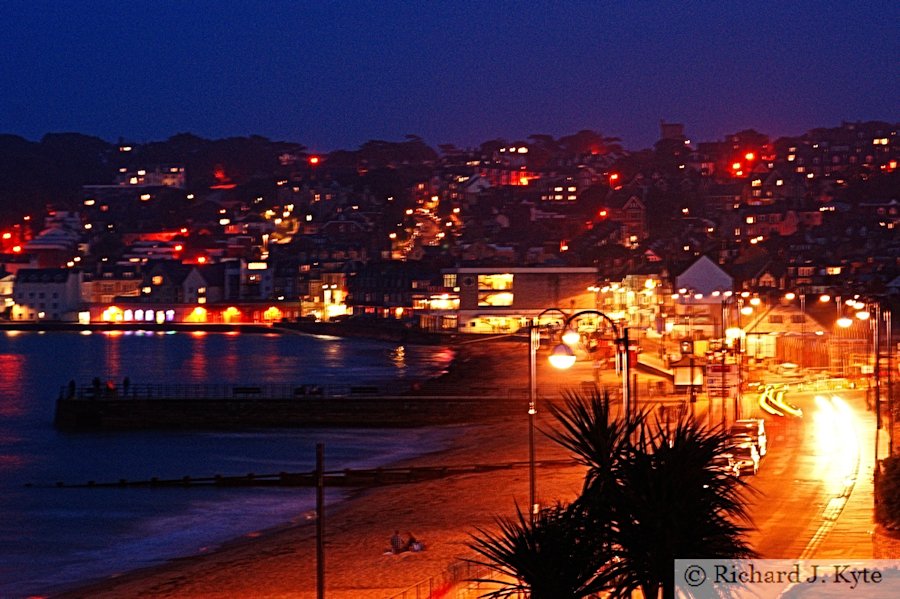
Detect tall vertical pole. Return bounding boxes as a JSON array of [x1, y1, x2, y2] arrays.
[[621, 327, 631, 422], [689, 355, 696, 417], [316, 442, 325, 599], [799, 294, 806, 371], [528, 322, 538, 526], [721, 351, 727, 428], [874, 304, 882, 471], [886, 308, 893, 456]]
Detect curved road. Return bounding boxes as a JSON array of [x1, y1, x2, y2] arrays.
[[745, 386, 876, 559]]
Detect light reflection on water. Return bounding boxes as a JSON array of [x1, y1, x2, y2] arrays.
[[0, 331, 455, 597]]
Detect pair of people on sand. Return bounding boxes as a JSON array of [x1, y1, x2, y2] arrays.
[[389, 530, 424, 554]]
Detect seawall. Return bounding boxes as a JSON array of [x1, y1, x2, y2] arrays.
[[54, 394, 522, 431]]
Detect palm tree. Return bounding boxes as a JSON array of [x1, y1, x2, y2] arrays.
[[468, 390, 755, 599], [466, 502, 614, 599], [545, 389, 638, 496], [612, 415, 757, 599], [548, 390, 756, 599]]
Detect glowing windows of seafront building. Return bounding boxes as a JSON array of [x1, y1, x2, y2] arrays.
[[99, 306, 176, 323], [477, 273, 514, 307]]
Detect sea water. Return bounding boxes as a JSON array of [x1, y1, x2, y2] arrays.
[[0, 330, 455, 597]]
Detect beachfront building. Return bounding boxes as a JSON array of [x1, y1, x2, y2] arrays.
[[430, 266, 598, 333], [10, 268, 84, 321]]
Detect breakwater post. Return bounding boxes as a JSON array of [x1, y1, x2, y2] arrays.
[[316, 442, 325, 599]]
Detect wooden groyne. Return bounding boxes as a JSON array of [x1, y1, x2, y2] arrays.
[[30, 460, 575, 490], [54, 383, 524, 431]]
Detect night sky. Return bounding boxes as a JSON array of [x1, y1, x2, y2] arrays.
[[1, 1, 897, 151]]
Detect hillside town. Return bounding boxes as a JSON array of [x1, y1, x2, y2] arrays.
[[0, 121, 897, 371]]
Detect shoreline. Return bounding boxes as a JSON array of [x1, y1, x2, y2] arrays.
[[48, 338, 586, 599]]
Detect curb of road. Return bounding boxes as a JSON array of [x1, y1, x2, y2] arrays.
[[874, 524, 900, 558]]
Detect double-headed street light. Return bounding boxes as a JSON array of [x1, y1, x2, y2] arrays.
[[526, 308, 630, 525], [546, 309, 632, 421]]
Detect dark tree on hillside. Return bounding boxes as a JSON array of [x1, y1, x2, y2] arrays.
[[479, 138, 509, 157], [558, 130, 623, 157], [0, 133, 115, 217]]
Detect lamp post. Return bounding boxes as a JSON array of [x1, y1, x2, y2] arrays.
[[547, 310, 632, 421], [526, 308, 569, 525], [785, 292, 807, 371], [528, 321, 539, 525]]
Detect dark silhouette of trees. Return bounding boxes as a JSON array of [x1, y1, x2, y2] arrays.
[[469, 390, 756, 599]]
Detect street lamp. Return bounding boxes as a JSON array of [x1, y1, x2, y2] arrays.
[[526, 308, 569, 524], [548, 309, 632, 421], [785, 292, 808, 370]]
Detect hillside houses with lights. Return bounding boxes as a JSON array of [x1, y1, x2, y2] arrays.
[[0, 120, 895, 364]]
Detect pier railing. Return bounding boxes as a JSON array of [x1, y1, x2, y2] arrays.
[[60, 380, 669, 404], [59, 382, 544, 402], [61, 382, 402, 401]]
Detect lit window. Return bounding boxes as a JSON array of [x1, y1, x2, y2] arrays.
[[478, 274, 513, 290], [478, 292, 514, 307]]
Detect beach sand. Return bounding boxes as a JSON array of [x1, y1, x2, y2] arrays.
[[53, 339, 590, 599]]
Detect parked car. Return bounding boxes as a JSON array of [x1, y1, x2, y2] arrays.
[[711, 453, 741, 477], [731, 419, 767, 457], [731, 442, 760, 475]]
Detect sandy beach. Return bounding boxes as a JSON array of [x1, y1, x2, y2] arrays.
[[52, 339, 590, 599]]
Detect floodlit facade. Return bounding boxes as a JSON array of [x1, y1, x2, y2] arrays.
[[438, 266, 598, 333]]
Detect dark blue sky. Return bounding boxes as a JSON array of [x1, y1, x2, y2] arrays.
[[1, 1, 897, 152]]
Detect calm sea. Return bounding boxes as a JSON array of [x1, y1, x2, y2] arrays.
[[0, 330, 455, 598]]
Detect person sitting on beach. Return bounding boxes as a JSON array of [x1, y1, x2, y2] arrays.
[[390, 530, 405, 554], [388, 530, 424, 554], [406, 531, 424, 552]]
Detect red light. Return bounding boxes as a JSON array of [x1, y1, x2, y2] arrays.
[[598, 210, 608, 218], [12, 245, 22, 253], [197, 256, 207, 264], [732, 162, 742, 171], [609, 173, 619, 182], [518, 176, 529, 185], [309, 156, 320, 165], [744, 152, 755, 161], [1, 232, 10, 240], [174, 244, 183, 252]]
